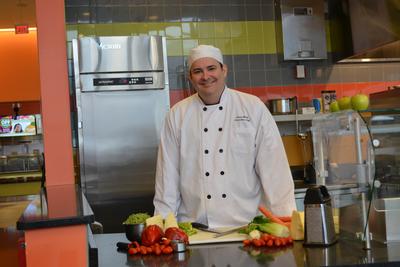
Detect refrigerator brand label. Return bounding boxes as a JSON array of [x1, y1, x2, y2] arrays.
[[99, 43, 121, 50], [93, 77, 154, 86]]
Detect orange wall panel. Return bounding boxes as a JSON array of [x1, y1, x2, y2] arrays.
[[24, 225, 88, 267], [0, 31, 40, 102]]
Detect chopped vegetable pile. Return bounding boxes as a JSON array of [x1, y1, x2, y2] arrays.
[[239, 215, 290, 238], [178, 222, 197, 236], [123, 212, 151, 224]]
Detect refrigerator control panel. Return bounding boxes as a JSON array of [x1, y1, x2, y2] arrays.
[[93, 77, 153, 86], [79, 72, 165, 92]]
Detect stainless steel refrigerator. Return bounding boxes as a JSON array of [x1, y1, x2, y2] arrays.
[[72, 36, 170, 232]]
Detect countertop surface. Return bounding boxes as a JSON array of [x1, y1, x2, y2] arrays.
[[94, 233, 400, 267], [16, 184, 94, 230]]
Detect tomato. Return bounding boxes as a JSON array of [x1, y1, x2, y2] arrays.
[[164, 227, 189, 244], [141, 225, 164, 246]]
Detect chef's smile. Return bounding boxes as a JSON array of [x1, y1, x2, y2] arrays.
[[189, 57, 227, 105]]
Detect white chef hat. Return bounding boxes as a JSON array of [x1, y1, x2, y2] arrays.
[[188, 45, 224, 70]]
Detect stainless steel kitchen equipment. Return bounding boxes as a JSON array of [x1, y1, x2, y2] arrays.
[[311, 111, 374, 248], [367, 112, 400, 243], [72, 36, 170, 232], [369, 87, 400, 109], [331, 0, 400, 63], [275, 0, 327, 60], [268, 97, 297, 114], [304, 185, 337, 246]]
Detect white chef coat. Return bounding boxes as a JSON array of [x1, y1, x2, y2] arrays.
[[154, 88, 296, 228]]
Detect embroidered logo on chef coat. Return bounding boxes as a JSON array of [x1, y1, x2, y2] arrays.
[[234, 115, 250, 122]]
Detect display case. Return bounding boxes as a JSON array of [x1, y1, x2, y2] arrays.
[[311, 111, 374, 187], [310, 111, 375, 247], [368, 112, 400, 243], [310, 110, 400, 244], [0, 114, 43, 197]]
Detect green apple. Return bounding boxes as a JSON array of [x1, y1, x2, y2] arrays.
[[351, 94, 369, 111], [338, 96, 352, 110], [330, 101, 340, 112]]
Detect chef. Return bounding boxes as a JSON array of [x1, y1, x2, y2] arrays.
[[154, 44, 296, 228]]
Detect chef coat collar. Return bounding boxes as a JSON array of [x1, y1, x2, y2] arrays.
[[196, 86, 229, 107]]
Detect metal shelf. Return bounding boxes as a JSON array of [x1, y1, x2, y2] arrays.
[[273, 113, 320, 122]]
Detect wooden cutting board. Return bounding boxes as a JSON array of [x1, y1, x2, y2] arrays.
[[189, 229, 248, 245]]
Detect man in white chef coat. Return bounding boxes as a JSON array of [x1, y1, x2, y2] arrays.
[[154, 45, 296, 228]]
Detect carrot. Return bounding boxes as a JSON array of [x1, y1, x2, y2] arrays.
[[258, 206, 289, 227], [277, 216, 292, 223]]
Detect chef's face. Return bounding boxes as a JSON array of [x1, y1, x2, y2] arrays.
[[189, 57, 227, 104]]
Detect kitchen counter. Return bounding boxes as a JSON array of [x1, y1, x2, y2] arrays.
[[16, 184, 94, 230], [94, 233, 400, 267], [14, 184, 95, 266]]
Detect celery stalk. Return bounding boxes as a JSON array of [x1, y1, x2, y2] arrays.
[[258, 222, 290, 238]]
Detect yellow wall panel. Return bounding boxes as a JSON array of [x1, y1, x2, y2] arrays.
[[71, 20, 332, 56], [230, 21, 247, 38], [198, 38, 216, 47], [215, 22, 231, 38], [182, 39, 199, 55], [246, 21, 263, 38], [165, 23, 182, 39], [215, 38, 233, 55], [181, 22, 198, 39], [231, 37, 249, 54], [198, 22, 216, 39], [262, 21, 277, 54], [77, 24, 96, 36], [166, 39, 183, 56], [95, 24, 113, 36], [112, 23, 136, 36]]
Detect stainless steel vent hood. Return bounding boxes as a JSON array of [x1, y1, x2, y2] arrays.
[[337, 0, 400, 63], [275, 0, 327, 61]]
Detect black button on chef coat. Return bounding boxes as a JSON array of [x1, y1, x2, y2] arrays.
[[219, 148, 223, 153], [207, 195, 211, 199]]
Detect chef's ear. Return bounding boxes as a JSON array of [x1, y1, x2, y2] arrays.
[[222, 63, 228, 78], [187, 74, 197, 92]]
